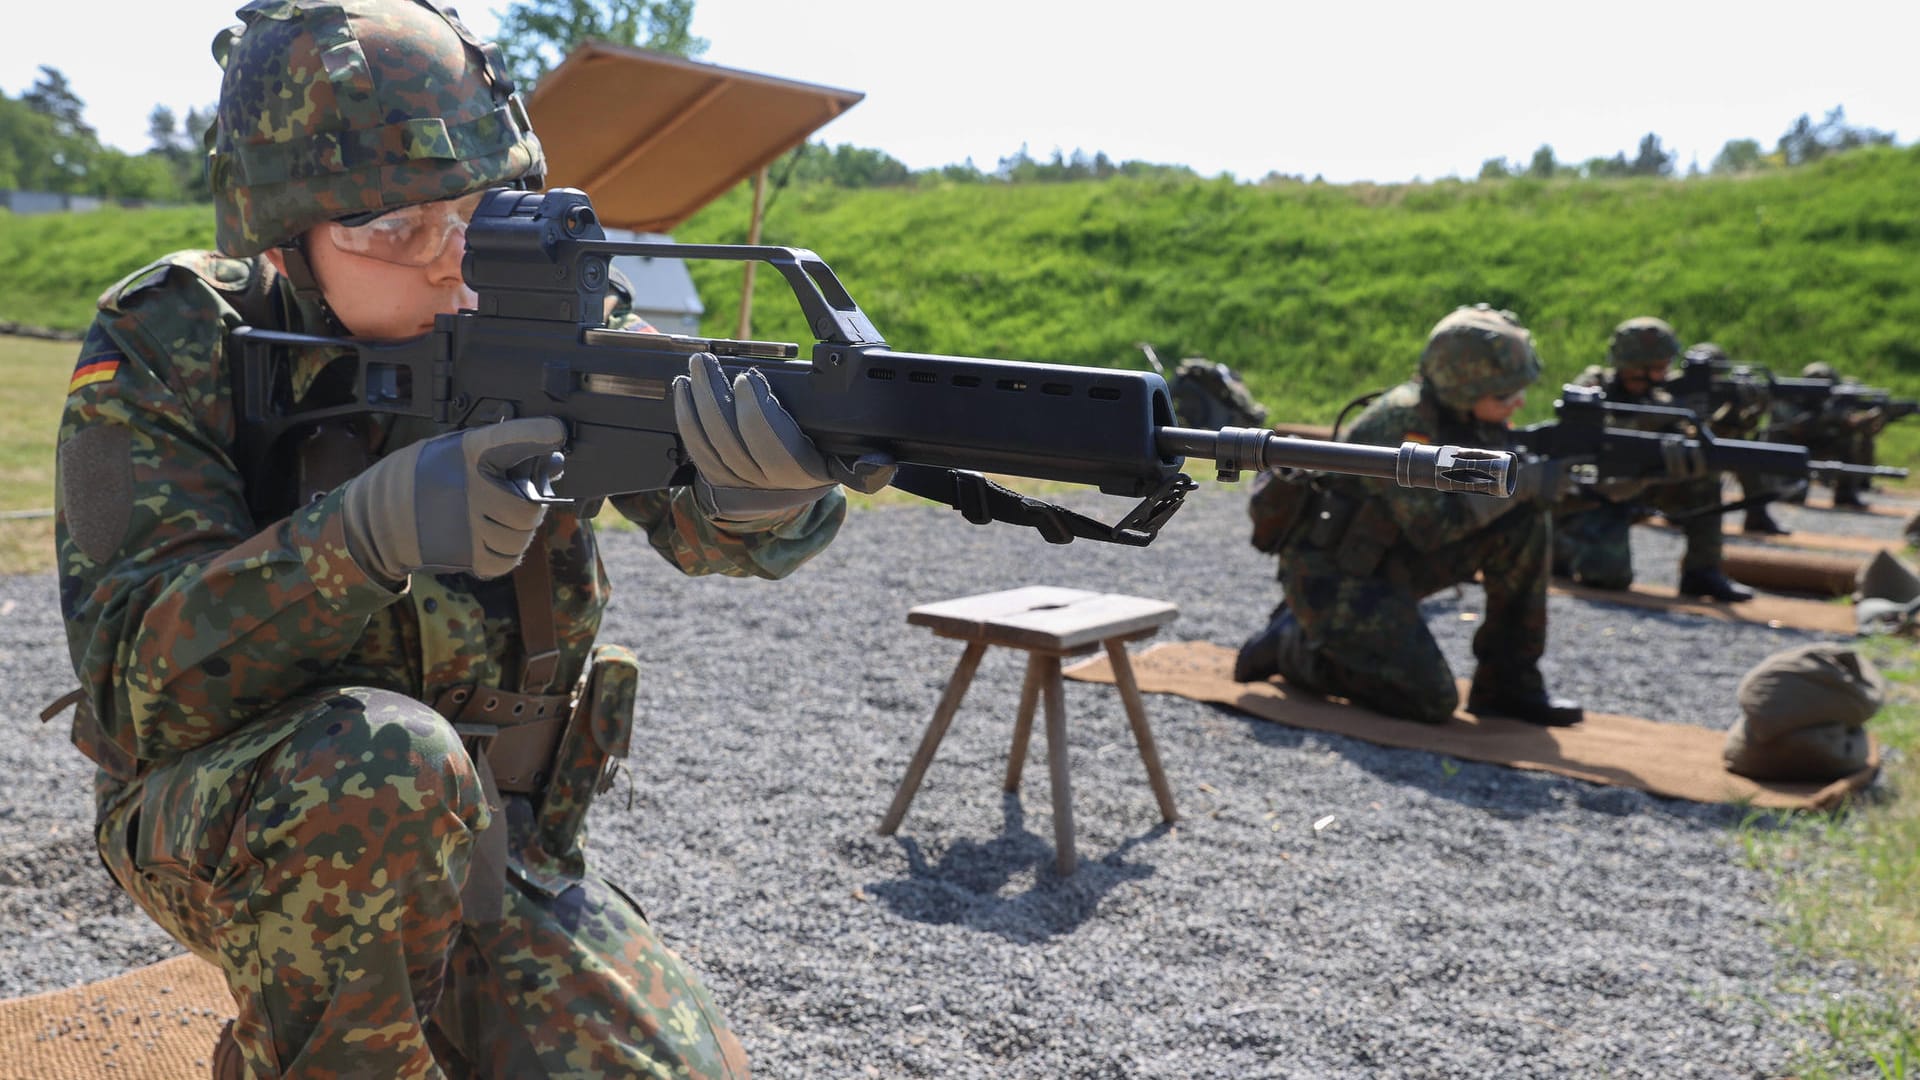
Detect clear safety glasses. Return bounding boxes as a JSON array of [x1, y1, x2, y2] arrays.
[[324, 191, 487, 267]]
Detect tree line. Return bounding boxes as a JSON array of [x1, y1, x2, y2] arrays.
[[0, 66, 209, 202], [1474, 108, 1895, 182]]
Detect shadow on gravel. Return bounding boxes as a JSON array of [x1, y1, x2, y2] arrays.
[[866, 794, 1163, 942]]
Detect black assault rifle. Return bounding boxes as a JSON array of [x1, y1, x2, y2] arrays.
[[228, 188, 1515, 547], [1510, 386, 1903, 517], [1667, 356, 1919, 424]]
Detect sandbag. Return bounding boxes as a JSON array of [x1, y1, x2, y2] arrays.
[[1855, 549, 1920, 605], [1854, 549, 1920, 636], [1724, 643, 1884, 782]]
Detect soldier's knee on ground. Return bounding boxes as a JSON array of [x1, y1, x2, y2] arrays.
[[1315, 652, 1458, 725], [1348, 671, 1458, 725]]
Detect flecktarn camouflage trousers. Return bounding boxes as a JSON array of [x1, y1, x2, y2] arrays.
[[94, 686, 748, 1079]]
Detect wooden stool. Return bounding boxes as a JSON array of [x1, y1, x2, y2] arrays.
[[877, 586, 1180, 875]]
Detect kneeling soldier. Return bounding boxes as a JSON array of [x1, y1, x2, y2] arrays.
[[1237, 305, 1582, 727]]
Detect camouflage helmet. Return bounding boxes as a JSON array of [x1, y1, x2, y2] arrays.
[[1685, 342, 1729, 365], [208, 0, 545, 257], [1802, 361, 1839, 381], [606, 265, 636, 321], [1607, 317, 1682, 372], [1417, 303, 1542, 411]]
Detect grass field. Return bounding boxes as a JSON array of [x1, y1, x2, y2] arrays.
[[0, 336, 75, 575], [1740, 640, 1920, 1078]]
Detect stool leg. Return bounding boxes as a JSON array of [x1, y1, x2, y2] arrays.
[[1003, 651, 1046, 793], [878, 641, 988, 835], [1106, 639, 1178, 823], [1039, 654, 1077, 876]]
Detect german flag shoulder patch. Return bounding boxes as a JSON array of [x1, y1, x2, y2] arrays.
[[68, 352, 122, 395]]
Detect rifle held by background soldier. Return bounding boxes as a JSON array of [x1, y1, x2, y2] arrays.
[[1666, 355, 1919, 432], [1512, 386, 1904, 496]]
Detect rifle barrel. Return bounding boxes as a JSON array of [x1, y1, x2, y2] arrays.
[[1809, 460, 1910, 479], [1157, 427, 1517, 495]]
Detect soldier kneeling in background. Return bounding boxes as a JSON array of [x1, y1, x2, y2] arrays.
[[1235, 304, 1582, 727], [1552, 318, 1754, 603]]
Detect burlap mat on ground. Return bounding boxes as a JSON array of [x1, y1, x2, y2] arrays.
[[1647, 520, 1900, 556], [1548, 579, 1857, 634], [0, 953, 230, 1080], [1803, 499, 1913, 519], [1064, 641, 1878, 810]]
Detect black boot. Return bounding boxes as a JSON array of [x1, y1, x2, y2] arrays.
[[1743, 508, 1791, 536], [1466, 683, 1584, 727], [1832, 488, 1867, 509], [1234, 607, 1288, 683], [1678, 566, 1754, 603]]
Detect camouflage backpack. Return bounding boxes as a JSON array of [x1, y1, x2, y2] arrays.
[[1170, 357, 1269, 429]]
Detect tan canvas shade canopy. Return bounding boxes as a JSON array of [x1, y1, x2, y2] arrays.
[[526, 41, 865, 234]]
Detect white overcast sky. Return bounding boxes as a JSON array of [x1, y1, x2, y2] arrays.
[[5, 0, 1914, 183]]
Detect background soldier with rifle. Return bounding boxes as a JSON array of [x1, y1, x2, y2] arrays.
[[1664, 347, 1918, 526], [1676, 341, 1794, 536], [1772, 361, 1904, 509], [1236, 304, 1582, 728], [1552, 317, 1755, 602]]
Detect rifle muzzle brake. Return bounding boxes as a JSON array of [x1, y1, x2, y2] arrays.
[[1157, 427, 1518, 495]]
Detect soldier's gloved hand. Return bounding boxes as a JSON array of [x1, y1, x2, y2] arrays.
[[1510, 457, 1570, 506], [1594, 475, 1654, 503], [340, 417, 566, 585], [1656, 433, 1709, 479], [672, 352, 897, 520]]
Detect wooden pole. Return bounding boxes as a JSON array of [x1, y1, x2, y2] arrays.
[[735, 166, 768, 340]]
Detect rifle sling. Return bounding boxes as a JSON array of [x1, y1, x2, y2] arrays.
[[888, 464, 1191, 547], [447, 532, 566, 923]]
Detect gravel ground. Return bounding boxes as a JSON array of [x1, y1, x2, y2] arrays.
[[0, 481, 1911, 1078]]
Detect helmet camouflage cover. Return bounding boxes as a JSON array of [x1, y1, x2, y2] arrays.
[[1607, 317, 1682, 372], [606, 265, 635, 321], [208, 0, 545, 256], [1417, 303, 1542, 411]]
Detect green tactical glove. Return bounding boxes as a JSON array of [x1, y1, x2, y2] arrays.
[[671, 352, 897, 521], [341, 417, 567, 584]]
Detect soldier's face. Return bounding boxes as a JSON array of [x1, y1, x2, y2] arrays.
[[276, 220, 479, 340], [1619, 359, 1672, 393], [1471, 389, 1525, 424]]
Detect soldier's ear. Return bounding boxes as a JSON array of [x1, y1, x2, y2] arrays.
[[261, 247, 287, 275]]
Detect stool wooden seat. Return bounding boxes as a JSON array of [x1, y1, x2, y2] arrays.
[[878, 586, 1180, 875]]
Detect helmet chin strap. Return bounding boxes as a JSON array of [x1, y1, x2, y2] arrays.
[[274, 237, 352, 336]]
